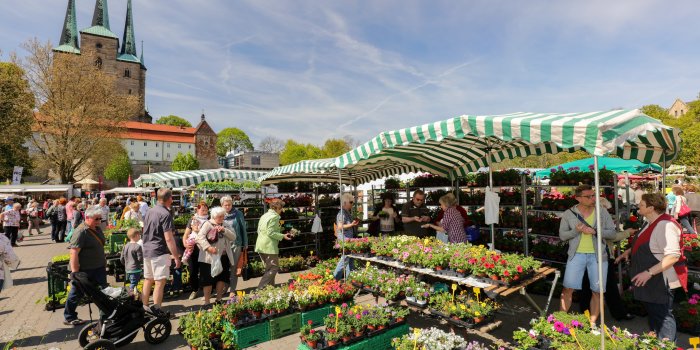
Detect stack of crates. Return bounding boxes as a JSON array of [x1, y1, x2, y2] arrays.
[[108, 233, 128, 254], [227, 321, 270, 348], [301, 305, 330, 327], [269, 312, 301, 340]]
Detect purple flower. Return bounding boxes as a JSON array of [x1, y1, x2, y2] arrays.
[[563, 327, 570, 335], [570, 320, 581, 328], [547, 314, 555, 323], [550, 168, 556, 173]]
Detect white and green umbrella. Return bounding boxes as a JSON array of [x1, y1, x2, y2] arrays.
[[336, 109, 680, 177], [134, 169, 267, 188], [259, 158, 420, 185]]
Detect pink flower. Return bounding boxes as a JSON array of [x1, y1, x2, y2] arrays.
[[692, 294, 700, 301], [689, 298, 698, 305], [355, 314, 361, 320]]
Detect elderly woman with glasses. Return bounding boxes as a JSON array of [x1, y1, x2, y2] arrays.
[[196, 206, 237, 305], [333, 193, 359, 280]]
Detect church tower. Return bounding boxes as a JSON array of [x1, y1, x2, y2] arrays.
[[54, 0, 150, 123]]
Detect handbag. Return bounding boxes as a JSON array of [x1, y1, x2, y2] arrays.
[[236, 249, 248, 277], [679, 197, 692, 217], [210, 253, 223, 277], [206, 227, 220, 244]]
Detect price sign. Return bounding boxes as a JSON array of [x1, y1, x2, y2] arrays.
[[690, 337, 700, 350]]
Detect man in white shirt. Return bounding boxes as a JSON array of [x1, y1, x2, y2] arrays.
[[137, 195, 149, 218], [97, 198, 110, 231]]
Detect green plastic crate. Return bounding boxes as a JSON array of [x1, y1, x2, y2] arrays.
[[269, 312, 301, 340], [231, 321, 270, 348], [301, 305, 330, 328], [339, 338, 370, 350], [371, 323, 409, 350]]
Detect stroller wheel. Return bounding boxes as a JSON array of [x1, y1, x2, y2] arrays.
[[84, 339, 116, 350], [78, 321, 100, 348], [144, 318, 171, 344]]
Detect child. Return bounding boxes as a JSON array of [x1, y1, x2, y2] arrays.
[[120, 228, 143, 294], [181, 224, 197, 266]]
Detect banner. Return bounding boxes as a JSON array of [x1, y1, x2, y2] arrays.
[[12, 166, 23, 185]]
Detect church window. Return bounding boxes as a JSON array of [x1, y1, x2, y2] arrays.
[[251, 156, 261, 165], [167, 143, 170, 148], [144, 152, 147, 157], [155, 142, 159, 147], [96, 43, 103, 49], [681, 109, 685, 114], [130, 151, 134, 157], [95, 57, 102, 69], [124, 69, 130, 78], [675, 111, 679, 117]]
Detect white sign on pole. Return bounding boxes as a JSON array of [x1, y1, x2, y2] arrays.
[[11, 166, 23, 185]]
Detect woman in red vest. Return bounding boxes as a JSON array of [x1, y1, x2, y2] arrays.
[[616, 192, 686, 342]]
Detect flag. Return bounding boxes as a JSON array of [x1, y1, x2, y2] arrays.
[[128, 174, 133, 187]]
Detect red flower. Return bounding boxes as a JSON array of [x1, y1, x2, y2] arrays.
[[504, 270, 510, 276], [308, 320, 313, 325], [689, 308, 697, 316], [629, 215, 638, 223], [310, 329, 316, 334], [517, 265, 523, 273]]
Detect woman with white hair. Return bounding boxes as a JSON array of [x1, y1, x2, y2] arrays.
[[195, 206, 237, 305], [0, 203, 22, 247], [255, 199, 292, 288], [333, 193, 359, 280]]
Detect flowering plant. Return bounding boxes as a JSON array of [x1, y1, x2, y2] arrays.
[[675, 293, 700, 328], [512, 312, 677, 350], [391, 327, 469, 350]]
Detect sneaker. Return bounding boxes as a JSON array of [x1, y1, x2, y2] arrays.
[[188, 291, 198, 300], [63, 319, 87, 326], [145, 305, 169, 317]]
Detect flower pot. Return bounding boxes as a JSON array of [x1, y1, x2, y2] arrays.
[[406, 296, 416, 302], [457, 269, 466, 274], [378, 325, 386, 330], [490, 275, 499, 281], [306, 340, 318, 348], [473, 317, 484, 324], [342, 336, 352, 343], [367, 325, 376, 331], [252, 311, 262, 319], [328, 340, 338, 346], [354, 331, 363, 337], [435, 266, 443, 271], [395, 317, 405, 323]]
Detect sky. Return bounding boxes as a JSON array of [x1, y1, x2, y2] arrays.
[[1, 0, 700, 147]]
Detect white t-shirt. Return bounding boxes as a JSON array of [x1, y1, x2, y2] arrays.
[[379, 208, 395, 232], [138, 201, 149, 218]]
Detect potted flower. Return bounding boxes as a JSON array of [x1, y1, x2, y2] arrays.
[[300, 320, 313, 342], [325, 330, 342, 347], [675, 294, 700, 332], [305, 329, 321, 348]]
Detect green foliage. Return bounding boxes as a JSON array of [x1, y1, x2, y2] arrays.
[[103, 147, 132, 183], [173, 214, 193, 228], [321, 138, 351, 158], [196, 180, 260, 192], [216, 127, 254, 157], [171, 152, 199, 171], [155, 115, 192, 127], [0, 62, 34, 180]]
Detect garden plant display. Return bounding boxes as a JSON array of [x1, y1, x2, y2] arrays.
[[546, 166, 615, 186], [302, 303, 408, 348], [512, 312, 676, 349], [196, 180, 260, 192], [391, 327, 501, 350], [675, 293, 700, 334], [428, 290, 498, 327]]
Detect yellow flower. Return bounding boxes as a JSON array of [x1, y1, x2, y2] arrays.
[[475, 311, 481, 316], [480, 302, 486, 307], [459, 304, 466, 310]]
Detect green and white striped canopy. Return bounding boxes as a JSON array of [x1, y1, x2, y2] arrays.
[[259, 158, 421, 185], [134, 169, 267, 188], [336, 110, 681, 178]]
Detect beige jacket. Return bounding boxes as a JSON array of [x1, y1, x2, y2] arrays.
[[196, 220, 236, 265]]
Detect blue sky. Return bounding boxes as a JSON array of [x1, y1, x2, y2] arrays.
[[1, 0, 700, 147]]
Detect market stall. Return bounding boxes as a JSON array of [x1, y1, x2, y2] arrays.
[[335, 109, 681, 349], [133, 168, 267, 188]]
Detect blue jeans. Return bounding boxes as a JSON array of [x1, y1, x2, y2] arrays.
[[127, 272, 142, 292], [64, 267, 107, 322], [333, 255, 353, 281], [679, 216, 696, 234], [642, 289, 676, 342], [563, 253, 608, 292]]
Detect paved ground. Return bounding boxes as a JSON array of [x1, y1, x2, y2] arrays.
[[0, 224, 695, 349]]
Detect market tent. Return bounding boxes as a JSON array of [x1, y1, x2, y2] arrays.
[[259, 158, 421, 185], [133, 169, 267, 188], [103, 187, 152, 194], [534, 157, 662, 178], [0, 184, 73, 194], [336, 109, 680, 177]]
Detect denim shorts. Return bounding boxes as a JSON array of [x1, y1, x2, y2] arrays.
[[563, 253, 608, 292]]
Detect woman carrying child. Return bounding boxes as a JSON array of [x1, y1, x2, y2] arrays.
[[182, 201, 209, 300]]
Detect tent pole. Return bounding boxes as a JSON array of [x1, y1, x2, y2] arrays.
[[662, 153, 667, 193], [593, 156, 605, 350], [488, 150, 495, 251], [338, 169, 347, 281]]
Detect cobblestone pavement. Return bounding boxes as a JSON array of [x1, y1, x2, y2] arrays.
[[0, 224, 694, 349]]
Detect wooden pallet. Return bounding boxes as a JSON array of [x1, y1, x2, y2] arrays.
[[483, 266, 558, 297]]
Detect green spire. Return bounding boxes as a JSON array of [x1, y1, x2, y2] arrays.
[[81, 0, 118, 38], [55, 0, 80, 53], [140, 41, 145, 65], [91, 0, 111, 29], [120, 0, 136, 56]]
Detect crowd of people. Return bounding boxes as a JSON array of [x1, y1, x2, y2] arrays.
[[1, 180, 699, 343]]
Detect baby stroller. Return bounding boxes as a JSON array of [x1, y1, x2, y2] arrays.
[[71, 272, 171, 350]]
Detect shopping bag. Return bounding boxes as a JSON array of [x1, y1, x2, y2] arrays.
[[236, 249, 248, 277], [211, 253, 223, 277]]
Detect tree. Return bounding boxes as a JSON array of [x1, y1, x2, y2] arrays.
[[321, 138, 351, 158], [103, 147, 132, 184], [258, 136, 285, 153], [15, 39, 138, 183], [171, 152, 199, 171], [216, 127, 253, 157], [279, 140, 324, 165], [0, 61, 34, 180], [155, 115, 192, 127]]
